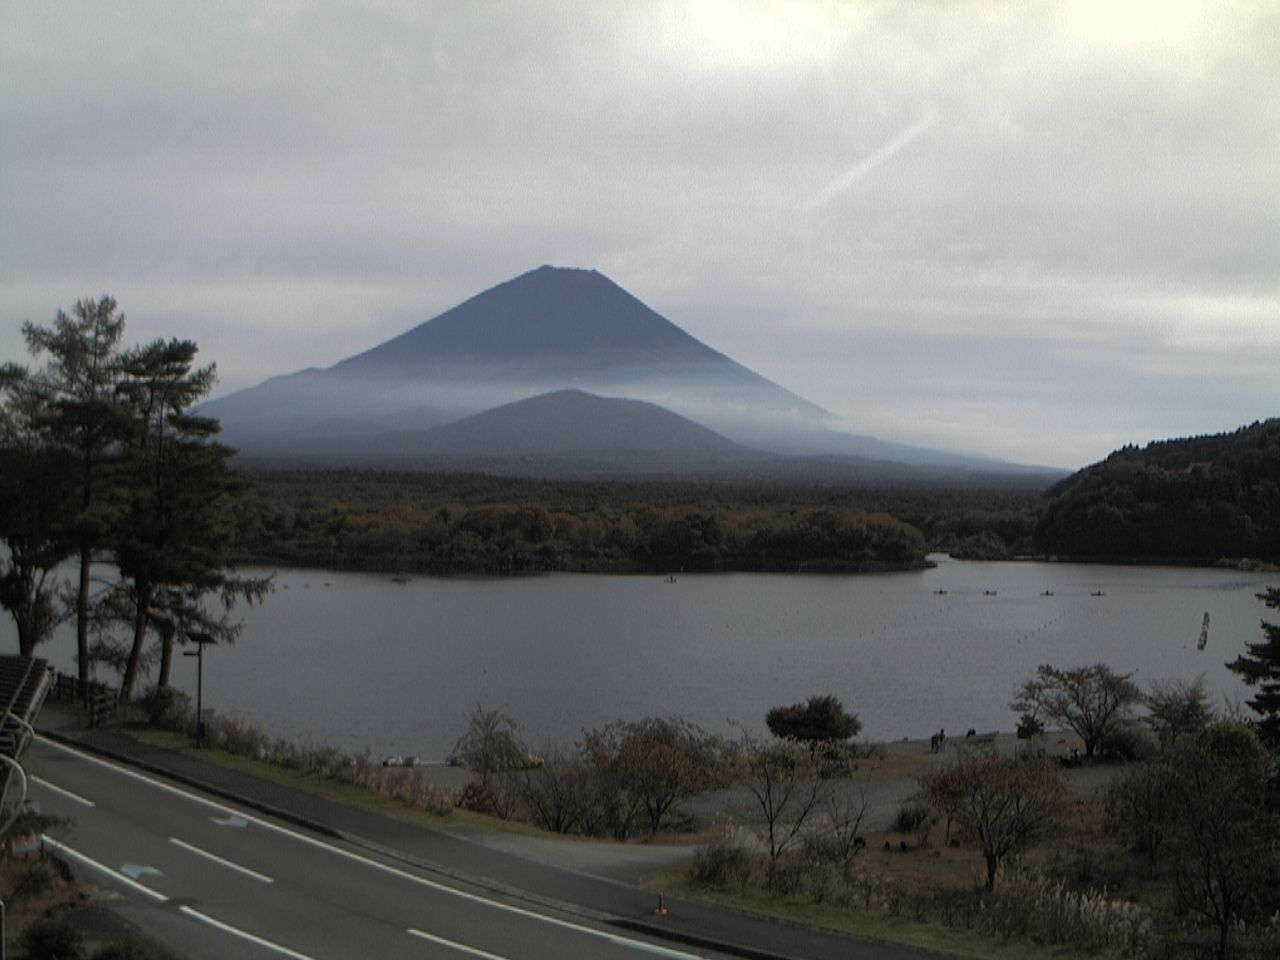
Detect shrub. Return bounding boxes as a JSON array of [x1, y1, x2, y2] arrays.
[[21, 916, 84, 960], [690, 838, 760, 889], [893, 802, 930, 833], [1016, 712, 1043, 739], [145, 686, 193, 731], [972, 869, 1152, 955]]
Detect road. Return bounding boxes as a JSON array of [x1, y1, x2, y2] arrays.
[[25, 736, 740, 960]]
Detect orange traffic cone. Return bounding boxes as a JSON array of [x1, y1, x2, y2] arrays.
[[655, 892, 669, 916]]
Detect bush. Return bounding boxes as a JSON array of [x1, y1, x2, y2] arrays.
[[969, 869, 1152, 955], [1016, 712, 1043, 739], [21, 916, 83, 960], [456, 781, 496, 815], [690, 838, 760, 889], [893, 802, 930, 833], [145, 686, 193, 731]]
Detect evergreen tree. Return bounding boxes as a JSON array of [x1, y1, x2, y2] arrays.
[[112, 339, 268, 699], [0, 365, 77, 654], [22, 298, 131, 690], [1225, 587, 1280, 747]]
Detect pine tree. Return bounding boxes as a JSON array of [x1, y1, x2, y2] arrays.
[[112, 338, 268, 699], [1225, 587, 1280, 747], [0, 365, 77, 654], [22, 298, 131, 691]]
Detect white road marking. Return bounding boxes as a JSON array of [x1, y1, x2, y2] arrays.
[[30, 774, 95, 807], [120, 863, 163, 881], [409, 927, 512, 959], [211, 813, 249, 828], [40, 834, 313, 959], [40, 835, 168, 903], [36, 736, 712, 959], [170, 836, 274, 883], [178, 905, 319, 960]]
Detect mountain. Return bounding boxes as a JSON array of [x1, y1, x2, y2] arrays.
[[202, 265, 1058, 481]]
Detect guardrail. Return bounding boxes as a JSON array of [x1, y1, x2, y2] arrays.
[[51, 671, 119, 727]]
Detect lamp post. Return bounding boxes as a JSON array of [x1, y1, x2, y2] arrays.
[[183, 631, 216, 748]]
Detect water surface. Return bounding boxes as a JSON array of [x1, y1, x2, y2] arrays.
[[8, 557, 1274, 759]]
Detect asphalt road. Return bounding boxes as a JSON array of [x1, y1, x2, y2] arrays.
[[26, 736, 741, 960]]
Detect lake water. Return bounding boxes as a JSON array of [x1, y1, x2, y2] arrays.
[[6, 557, 1275, 759]]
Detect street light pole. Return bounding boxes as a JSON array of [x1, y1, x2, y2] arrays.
[[183, 631, 216, 748]]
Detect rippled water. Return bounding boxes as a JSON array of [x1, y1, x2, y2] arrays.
[[8, 557, 1274, 758]]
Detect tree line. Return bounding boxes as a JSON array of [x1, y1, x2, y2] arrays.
[[0, 298, 267, 699], [228, 469, 1051, 574]]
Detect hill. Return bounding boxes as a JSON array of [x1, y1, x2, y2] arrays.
[[307, 389, 759, 474], [1034, 419, 1280, 563]]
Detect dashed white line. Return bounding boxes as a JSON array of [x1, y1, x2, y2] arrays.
[[39, 834, 312, 959], [30, 774, 95, 807], [169, 836, 274, 883], [36, 736, 713, 959]]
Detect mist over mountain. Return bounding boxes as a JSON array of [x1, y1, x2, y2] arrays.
[[306, 389, 757, 474], [202, 265, 1060, 482]]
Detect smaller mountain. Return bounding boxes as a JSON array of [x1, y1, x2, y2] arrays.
[[1035, 419, 1280, 563], [304, 390, 758, 474]]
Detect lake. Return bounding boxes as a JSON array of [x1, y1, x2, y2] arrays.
[[6, 557, 1275, 759]]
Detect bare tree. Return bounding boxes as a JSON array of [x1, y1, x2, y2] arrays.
[[581, 717, 725, 838], [822, 789, 868, 880], [1165, 721, 1280, 960], [450, 706, 527, 787], [1144, 676, 1212, 750], [920, 748, 1063, 889], [1104, 758, 1181, 866], [736, 734, 830, 886], [515, 749, 598, 835], [1012, 663, 1141, 757]]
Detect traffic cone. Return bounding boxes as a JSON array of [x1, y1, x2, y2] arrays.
[[655, 892, 669, 916]]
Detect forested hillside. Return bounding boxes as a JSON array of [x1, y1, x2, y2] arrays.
[[230, 472, 1041, 574], [1035, 419, 1280, 563]]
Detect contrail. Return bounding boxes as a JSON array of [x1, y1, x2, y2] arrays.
[[804, 108, 938, 210]]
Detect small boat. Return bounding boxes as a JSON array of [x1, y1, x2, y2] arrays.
[[934, 589, 947, 595], [1090, 590, 1105, 597], [1197, 611, 1210, 650], [983, 590, 998, 596], [1041, 590, 1054, 596]]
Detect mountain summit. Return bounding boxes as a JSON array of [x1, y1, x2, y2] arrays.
[[338, 266, 736, 376], [331, 265, 828, 425]]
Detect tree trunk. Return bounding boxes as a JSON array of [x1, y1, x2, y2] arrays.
[[985, 852, 999, 890], [17, 617, 35, 658], [120, 582, 153, 700], [154, 613, 177, 689], [77, 546, 91, 698]]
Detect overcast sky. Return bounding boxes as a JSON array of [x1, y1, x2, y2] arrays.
[[2, 1, 1276, 469]]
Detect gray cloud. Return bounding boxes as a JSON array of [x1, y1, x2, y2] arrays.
[[2, 0, 1276, 469]]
